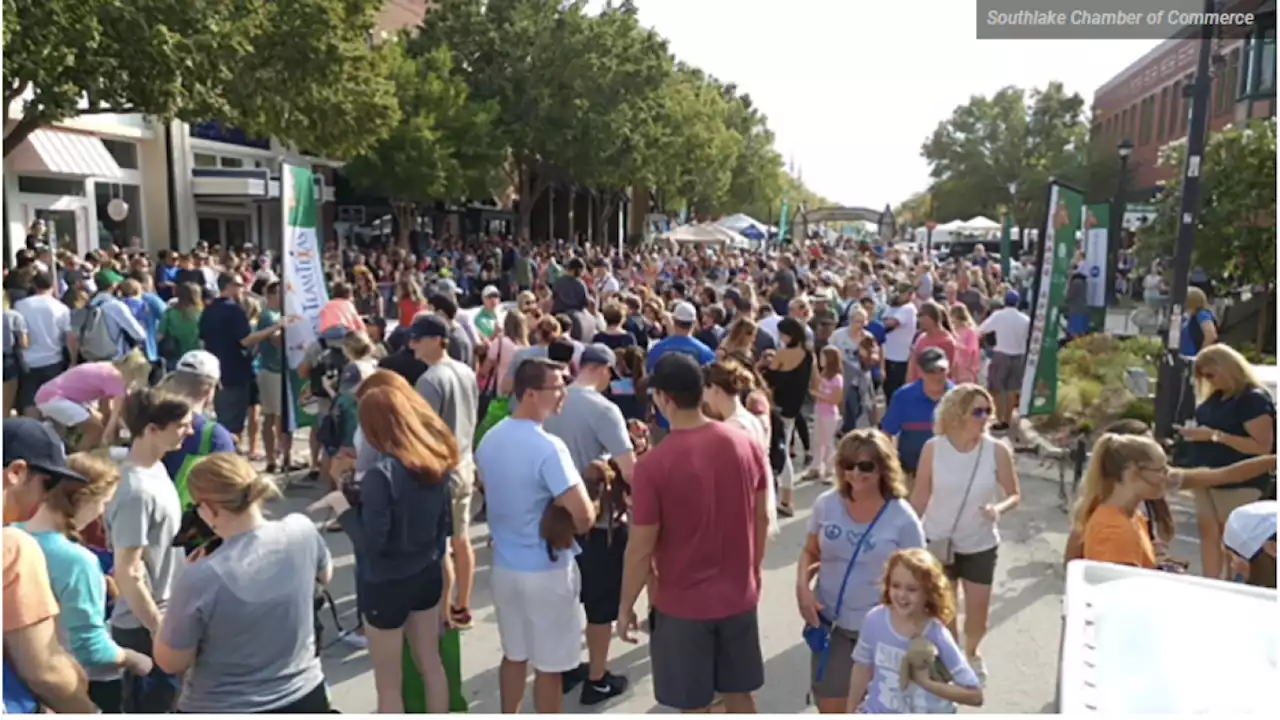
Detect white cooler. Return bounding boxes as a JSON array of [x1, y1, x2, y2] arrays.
[[1059, 560, 1278, 714]]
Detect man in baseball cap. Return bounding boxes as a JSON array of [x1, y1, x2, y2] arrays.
[[645, 302, 716, 436], [3, 418, 88, 523]]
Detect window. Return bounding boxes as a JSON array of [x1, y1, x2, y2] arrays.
[[1139, 95, 1155, 146], [1168, 81, 1182, 138], [1224, 47, 1241, 111], [17, 176, 86, 196], [101, 139, 139, 169], [193, 153, 218, 168], [1119, 108, 1129, 141], [94, 182, 143, 249], [220, 157, 245, 168], [198, 217, 221, 245], [1157, 87, 1169, 141], [1129, 102, 1140, 139]]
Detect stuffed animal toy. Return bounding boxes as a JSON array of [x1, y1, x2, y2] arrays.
[[539, 503, 576, 561], [899, 635, 953, 691]]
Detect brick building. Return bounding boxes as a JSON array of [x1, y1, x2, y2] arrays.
[[1091, 2, 1276, 198]]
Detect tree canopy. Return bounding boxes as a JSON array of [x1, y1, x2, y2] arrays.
[[2, 0, 397, 158]]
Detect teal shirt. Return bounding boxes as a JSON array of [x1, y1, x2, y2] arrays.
[[13, 526, 122, 672], [257, 309, 284, 374]]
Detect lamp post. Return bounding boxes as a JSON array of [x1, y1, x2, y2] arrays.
[[1154, 0, 1216, 441], [1002, 180, 1018, 280], [1106, 139, 1134, 308]]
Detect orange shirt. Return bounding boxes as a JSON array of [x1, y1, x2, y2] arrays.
[[1082, 504, 1157, 569], [318, 298, 366, 334], [2, 526, 59, 632]]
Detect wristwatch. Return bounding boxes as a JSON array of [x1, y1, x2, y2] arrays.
[[1211, 430, 1222, 444]]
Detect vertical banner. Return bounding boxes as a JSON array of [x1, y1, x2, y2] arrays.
[[1020, 181, 1084, 417], [1081, 204, 1110, 308], [1000, 213, 1013, 280], [281, 164, 329, 430], [777, 200, 791, 244]]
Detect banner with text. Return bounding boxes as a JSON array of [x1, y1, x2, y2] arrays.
[[1020, 181, 1084, 417], [282, 164, 329, 430], [1081, 203, 1110, 308]]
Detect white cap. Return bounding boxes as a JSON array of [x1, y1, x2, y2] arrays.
[[482, 285, 501, 298], [175, 350, 221, 382], [672, 301, 697, 324], [1224, 500, 1277, 561]]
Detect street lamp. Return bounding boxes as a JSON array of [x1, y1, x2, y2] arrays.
[[1105, 138, 1134, 308]]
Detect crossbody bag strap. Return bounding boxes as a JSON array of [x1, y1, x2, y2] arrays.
[[831, 500, 892, 621], [944, 437, 987, 540]]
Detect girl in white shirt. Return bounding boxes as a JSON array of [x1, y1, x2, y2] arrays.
[[704, 359, 778, 537]]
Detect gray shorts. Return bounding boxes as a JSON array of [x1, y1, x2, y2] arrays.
[[214, 384, 252, 435], [988, 352, 1025, 394], [257, 370, 284, 416], [650, 607, 764, 710], [810, 625, 860, 700]]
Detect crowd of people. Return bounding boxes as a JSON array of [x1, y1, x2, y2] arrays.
[[1, 226, 1275, 714]]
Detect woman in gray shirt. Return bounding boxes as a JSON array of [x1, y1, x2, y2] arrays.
[[154, 453, 334, 713]]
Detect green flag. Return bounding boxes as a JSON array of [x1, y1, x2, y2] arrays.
[[1000, 213, 1013, 279], [777, 200, 790, 244], [1020, 181, 1084, 417], [281, 164, 326, 430]]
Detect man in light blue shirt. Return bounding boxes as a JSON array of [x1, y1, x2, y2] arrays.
[[86, 271, 147, 361], [475, 357, 595, 714]]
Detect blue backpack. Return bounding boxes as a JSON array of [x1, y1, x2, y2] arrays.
[[3, 659, 39, 713]]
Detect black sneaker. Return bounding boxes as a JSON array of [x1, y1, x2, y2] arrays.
[[580, 671, 629, 706], [562, 662, 588, 694]]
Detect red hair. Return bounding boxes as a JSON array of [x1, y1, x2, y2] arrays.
[[357, 386, 460, 484]]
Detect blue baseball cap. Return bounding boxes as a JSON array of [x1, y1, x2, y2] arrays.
[[1005, 290, 1020, 307], [408, 314, 449, 340]]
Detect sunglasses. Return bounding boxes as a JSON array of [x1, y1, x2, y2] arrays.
[[840, 460, 879, 473], [971, 407, 992, 418]]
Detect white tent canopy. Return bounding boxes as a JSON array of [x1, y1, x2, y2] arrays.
[[662, 223, 751, 249], [717, 213, 774, 235], [936, 219, 965, 231], [961, 216, 1001, 231]]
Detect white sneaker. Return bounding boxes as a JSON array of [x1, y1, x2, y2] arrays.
[[969, 655, 988, 687], [340, 632, 369, 650]]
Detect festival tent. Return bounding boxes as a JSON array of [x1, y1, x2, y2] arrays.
[[718, 213, 771, 241], [663, 223, 752, 249], [960, 216, 1001, 232]]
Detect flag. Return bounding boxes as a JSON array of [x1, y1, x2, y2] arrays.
[[1082, 204, 1110, 308], [1020, 181, 1084, 417], [777, 200, 791, 244], [281, 164, 329, 430], [1000, 213, 1013, 280]]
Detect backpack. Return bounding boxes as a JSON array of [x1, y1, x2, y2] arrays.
[[309, 340, 347, 402], [171, 421, 222, 555], [77, 303, 117, 361], [1188, 310, 1218, 354]]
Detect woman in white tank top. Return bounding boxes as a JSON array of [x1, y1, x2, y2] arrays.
[[704, 359, 779, 537], [909, 384, 1022, 686]]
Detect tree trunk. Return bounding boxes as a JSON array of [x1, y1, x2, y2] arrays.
[[3, 116, 42, 158], [517, 161, 549, 244], [393, 202, 415, 250], [1257, 288, 1274, 353], [596, 195, 617, 248]]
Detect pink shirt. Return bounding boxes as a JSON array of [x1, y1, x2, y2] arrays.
[[952, 327, 982, 383], [908, 331, 957, 383], [318, 299, 366, 334], [816, 374, 843, 417], [34, 362, 126, 406]]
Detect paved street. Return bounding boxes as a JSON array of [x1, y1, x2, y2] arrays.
[[261, 452, 1206, 715]]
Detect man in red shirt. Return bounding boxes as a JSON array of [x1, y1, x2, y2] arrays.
[[617, 354, 770, 712]]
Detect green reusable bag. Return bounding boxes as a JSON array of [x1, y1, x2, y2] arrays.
[[401, 628, 468, 713]]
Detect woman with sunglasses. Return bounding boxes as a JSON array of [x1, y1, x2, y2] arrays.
[[795, 429, 925, 713], [910, 384, 1020, 687]]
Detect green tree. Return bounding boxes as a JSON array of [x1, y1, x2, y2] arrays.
[[921, 82, 1087, 229], [1140, 118, 1277, 345], [343, 42, 504, 248], [650, 65, 742, 220], [2, 0, 397, 159]]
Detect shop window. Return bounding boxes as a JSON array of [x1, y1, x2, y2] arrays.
[[101, 139, 139, 170], [94, 183, 143, 249], [17, 176, 86, 196], [1157, 87, 1169, 141], [193, 153, 219, 168], [220, 157, 245, 168]]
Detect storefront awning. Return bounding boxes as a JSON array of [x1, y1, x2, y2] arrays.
[[9, 128, 124, 179], [191, 168, 271, 199]]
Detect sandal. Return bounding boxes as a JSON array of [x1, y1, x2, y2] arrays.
[[777, 504, 795, 518], [450, 606, 474, 630]]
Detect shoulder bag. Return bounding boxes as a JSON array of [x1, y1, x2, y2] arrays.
[[803, 499, 891, 682], [926, 438, 987, 567]]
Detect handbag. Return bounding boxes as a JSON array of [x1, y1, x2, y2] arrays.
[[926, 439, 987, 567], [803, 500, 890, 682]]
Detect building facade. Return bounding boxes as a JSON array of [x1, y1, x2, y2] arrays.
[[1091, 3, 1276, 197]]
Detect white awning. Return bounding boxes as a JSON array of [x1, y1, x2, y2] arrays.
[[9, 128, 124, 179], [191, 175, 270, 198]]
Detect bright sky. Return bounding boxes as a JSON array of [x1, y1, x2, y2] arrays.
[[624, 0, 1161, 209]]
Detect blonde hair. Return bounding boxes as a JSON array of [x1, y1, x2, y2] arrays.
[[933, 383, 994, 436], [1071, 433, 1165, 536], [343, 331, 375, 361], [187, 453, 280, 513], [834, 429, 909, 500], [1193, 344, 1261, 401], [240, 295, 262, 324], [113, 349, 153, 390], [45, 451, 121, 544], [881, 548, 956, 625], [949, 302, 975, 328], [1186, 286, 1208, 314]]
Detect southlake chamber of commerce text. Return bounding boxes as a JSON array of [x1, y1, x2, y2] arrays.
[[985, 8, 1258, 29]]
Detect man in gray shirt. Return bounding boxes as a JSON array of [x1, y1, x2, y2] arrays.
[[408, 313, 480, 627], [541, 343, 636, 704]]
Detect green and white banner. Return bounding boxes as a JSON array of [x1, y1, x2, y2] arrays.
[[777, 200, 790, 243], [1081, 203, 1110, 308], [281, 164, 328, 430], [1020, 181, 1083, 417]]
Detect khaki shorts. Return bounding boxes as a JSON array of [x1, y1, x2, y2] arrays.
[[257, 370, 284, 416], [450, 461, 475, 540], [1194, 487, 1263, 523]]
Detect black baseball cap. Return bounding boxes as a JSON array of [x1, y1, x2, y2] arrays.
[[408, 314, 449, 340], [917, 347, 950, 374], [2, 418, 88, 486]]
